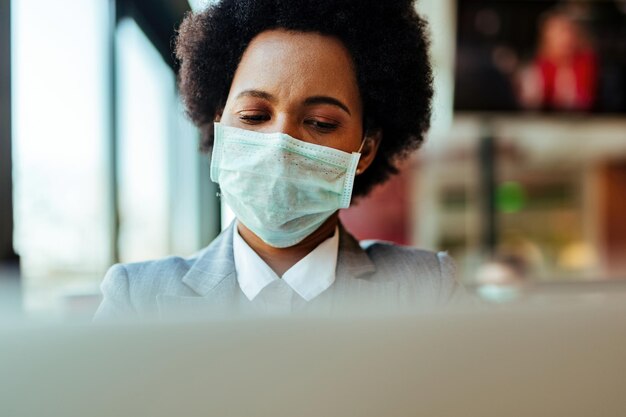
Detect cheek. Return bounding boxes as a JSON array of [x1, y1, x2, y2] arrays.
[[327, 127, 364, 153]]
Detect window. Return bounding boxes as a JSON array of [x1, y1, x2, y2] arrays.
[[12, 0, 111, 314]]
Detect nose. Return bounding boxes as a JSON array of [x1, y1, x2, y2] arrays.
[[272, 113, 304, 140]]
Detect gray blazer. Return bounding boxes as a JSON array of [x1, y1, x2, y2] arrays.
[[94, 222, 459, 320]]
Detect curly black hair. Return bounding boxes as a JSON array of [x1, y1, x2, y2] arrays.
[[174, 0, 433, 197]]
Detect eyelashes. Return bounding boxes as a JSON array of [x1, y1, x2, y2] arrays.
[[238, 113, 270, 123], [304, 119, 339, 133], [237, 111, 341, 133]]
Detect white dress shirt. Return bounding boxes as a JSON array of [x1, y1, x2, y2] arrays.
[[232, 222, 339, 313]]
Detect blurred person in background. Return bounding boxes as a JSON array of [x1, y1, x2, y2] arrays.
[[475, 254, 531, 303], [517, 7, 598, 111], [94, 0, 461, 320]]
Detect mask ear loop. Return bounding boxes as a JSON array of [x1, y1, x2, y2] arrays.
[[355, 134, 370, 175], [357, 129, 371, 154], [357, 138, 368, 154]]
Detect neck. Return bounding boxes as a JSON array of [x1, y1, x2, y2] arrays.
[[237, 213, 339, 277]]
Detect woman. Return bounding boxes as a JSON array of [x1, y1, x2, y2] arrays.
[[95, 0, 459, 320]]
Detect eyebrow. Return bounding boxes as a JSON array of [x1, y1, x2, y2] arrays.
[[236, 89, 276, 102], [304, 96, 351, 116], [235, 90, 352, 116]]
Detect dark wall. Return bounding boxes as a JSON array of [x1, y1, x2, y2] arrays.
[[118, 0, 190, 71], [0, 0, 17, 262]]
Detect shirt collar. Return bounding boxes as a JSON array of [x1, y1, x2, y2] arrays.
[[232, 222, 339, 302]]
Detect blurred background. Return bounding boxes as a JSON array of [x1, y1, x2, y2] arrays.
[[1, 0, 625, 319]]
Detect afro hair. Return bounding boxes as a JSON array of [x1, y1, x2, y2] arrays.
[[175, 0, 433, 197]]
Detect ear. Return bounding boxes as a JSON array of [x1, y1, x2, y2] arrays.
[[214, 108, 223, 123], [355, 130, 382, 175]]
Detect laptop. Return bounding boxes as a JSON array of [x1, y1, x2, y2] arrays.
[[1, 296, 625, 417]]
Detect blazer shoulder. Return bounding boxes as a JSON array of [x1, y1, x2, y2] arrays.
[[362, 240, 452, 273], [118, 253, 203, 299], [93, 254, 199, 321], [122, 254, 195, 282], [361, 240, 459, 301]]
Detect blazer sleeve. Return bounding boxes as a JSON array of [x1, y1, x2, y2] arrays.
[[436, 251, 463, 303], [93, 263, 137, 321]]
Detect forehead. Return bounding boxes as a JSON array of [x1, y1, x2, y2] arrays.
[[228, 29, 361, 109]]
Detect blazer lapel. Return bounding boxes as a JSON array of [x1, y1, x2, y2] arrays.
[[157, 220, 394, 317], [335, 223, 377, 279], [179, 220, 377, 290], [181, 222, 237, 296], [303, 223, 402, 313], [156, 222, 250, 317]]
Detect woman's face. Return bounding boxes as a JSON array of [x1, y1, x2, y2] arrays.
[[218, 29, 369, 155]]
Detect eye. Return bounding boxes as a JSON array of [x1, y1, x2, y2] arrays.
[[305, 118, 340, 133], [238, 111, 270, 124]]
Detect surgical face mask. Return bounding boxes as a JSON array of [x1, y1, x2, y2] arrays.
[[210, 123, 363, 248]]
